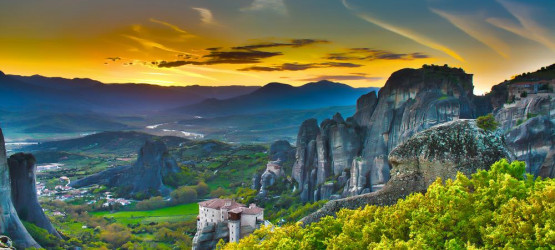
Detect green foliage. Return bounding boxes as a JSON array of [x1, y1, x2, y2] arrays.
[[476, 113, 499, 131], [22, 221, 64, 249], [135, 196, 167, 210], [195, 181, 210, 197], [527, 112, 538, 119], [225, 160, 554, 249], [520, 91, 528, 98], [210, 187, 230, 198], [228, 187, 258, 205], [170, 186, 197, 205]]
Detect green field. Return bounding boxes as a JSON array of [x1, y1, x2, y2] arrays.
[[91, 203, 199, 224]]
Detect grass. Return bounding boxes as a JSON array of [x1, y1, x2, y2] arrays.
[[91, 203, 199, 225]]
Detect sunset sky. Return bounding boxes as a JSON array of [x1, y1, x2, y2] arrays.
[[0, 0, 554, 94]]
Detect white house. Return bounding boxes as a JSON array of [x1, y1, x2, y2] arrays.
[[197, 198, 264, 243]]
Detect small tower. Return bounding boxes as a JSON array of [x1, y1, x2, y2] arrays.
[[228, 210, 241, 243]]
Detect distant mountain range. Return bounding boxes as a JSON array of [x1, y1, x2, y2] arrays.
[[0, 70, 258, 114], [175, 80, 378, 116]]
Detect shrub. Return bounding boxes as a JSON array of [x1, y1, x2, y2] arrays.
[[135, 196, 167, 210], [170, 186, 198, 204], [195, 181, 210, 197], [210, 187, 229, 198], [225, 160, 554, 249], [99, 223, 131, 248], [22, 221, 63, 248], [476, 113, 499, 131]]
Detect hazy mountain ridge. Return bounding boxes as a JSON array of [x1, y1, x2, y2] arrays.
[[175, 80, 378, 116], [0, 71, 259, 114]]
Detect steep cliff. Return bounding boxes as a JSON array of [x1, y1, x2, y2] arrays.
[[293, 65, 483, 202], [71, 140, 179, 196], [8, 153, 61, 238], [0, 128, 40, 248], [301, 120, 511, 224], [492, 84, 554, 178]]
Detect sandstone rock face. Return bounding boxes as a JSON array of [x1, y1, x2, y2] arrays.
[[253, 140, 295, 196], [293, 66, 482, 202], [0, 128, 40, 248], [192, 222, 229, 250], [494, 94, 554, 178], [494, 95, 552, 131], [301, 120, 511, 224], [71, 140, 179, 196], [268, 140, 294, 162], [8, 153, 61, 238], [504, 116, 554, 177]]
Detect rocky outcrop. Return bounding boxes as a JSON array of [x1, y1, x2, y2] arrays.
[[293, 65, 484, 202], [493, 93, 554, 178], [71, 140, 179, 196], [494, 95, 552, 131], [192, 222, 229, 250], [268, 140, 295, 162], [8, 153, 61, 238], [0, 128, 40, 248], [301, 119, 511, 224], [504, 116, 554, 178], [252, 140, 295, 196]]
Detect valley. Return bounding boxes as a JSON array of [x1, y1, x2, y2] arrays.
[[0, 63, 553, 249]]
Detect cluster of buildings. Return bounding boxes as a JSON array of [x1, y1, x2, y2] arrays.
[[195, 198, 265, 245], [508, 79, 555, 100]]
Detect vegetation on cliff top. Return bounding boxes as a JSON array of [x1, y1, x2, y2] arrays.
[[476, 114, 499, 131], [224, 159, 554, 249]]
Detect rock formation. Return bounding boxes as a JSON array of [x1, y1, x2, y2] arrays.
[[493, 93, 554, 178], [8, 153, 61, 238], [293, 65, 483, 202], [0, 128, 40, 248], [192, 222, 229, 250], [253, 140, 295, 196], [301, 119, 512, 224], [71, 140, 179, 196]]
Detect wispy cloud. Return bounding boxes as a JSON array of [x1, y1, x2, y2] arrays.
[[156, 50, 283, 67], [242, 0, 287, 15], [122, 35, 192, 55], [342, 0, 464, 62], [149, 18, 195, 38], [238, 62, 362, 72], [431, 8, 510, 58], [300, 73, 383, 82], [192, 7, 216, 25], [487, 0, 555, 51], [326, 48, 430, 61], [232, 39, 329, 50]]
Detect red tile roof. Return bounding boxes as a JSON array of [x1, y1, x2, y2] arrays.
[[199, 198, 244, 210]]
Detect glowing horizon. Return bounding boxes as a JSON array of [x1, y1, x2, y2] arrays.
[[1, 0, 554, 94]]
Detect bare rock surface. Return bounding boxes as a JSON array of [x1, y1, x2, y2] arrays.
[[8, 153, 61, 238], [0, 127, 40, 248], [301, 120, 511, 224], [71, 140, 179, 196]]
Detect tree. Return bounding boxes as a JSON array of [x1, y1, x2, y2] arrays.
[[476, 114, 499, 131], [195, 181, 210, 197], [210, 187, 229, 198], [170, 186, 197, 204], [135, 196, 167, 210]]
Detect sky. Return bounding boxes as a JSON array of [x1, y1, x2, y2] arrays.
[[0, 0, 553, 94]]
